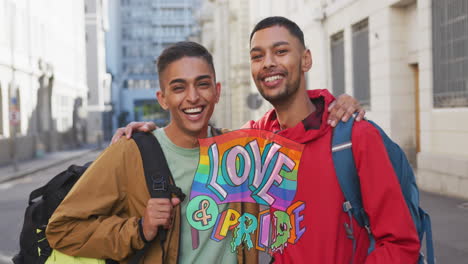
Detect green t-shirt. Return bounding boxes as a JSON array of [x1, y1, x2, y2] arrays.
[[154, 128, 236, 264]]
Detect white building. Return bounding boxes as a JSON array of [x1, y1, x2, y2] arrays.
[[209, 0, 468, 199], [0, 0, 88, 165], [85, 0, 112, 144], [196, 0, 253, 129]]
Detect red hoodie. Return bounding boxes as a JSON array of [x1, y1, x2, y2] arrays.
[[244, 89, 420, 264]]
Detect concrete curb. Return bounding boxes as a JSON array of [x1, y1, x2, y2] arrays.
[[0, 147, 99, 184]]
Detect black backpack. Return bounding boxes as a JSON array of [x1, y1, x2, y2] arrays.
[[12, 132, 186, 264]]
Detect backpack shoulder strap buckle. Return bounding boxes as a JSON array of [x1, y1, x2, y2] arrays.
[[152, 177, 167, 192], [343, 201, 353, 212]]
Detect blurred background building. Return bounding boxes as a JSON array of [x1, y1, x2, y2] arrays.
[[203, 0, 468, 200], [0, 0, 90, 165], [0, 0, 466, 200], [107, 0, 199, 128], [196, 0, 253, 129], [85, 0, 113, 146]]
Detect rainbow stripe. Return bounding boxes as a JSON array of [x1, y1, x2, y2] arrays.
[[189, 129, 304, 211]]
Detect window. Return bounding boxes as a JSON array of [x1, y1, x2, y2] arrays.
[[432, 0, 468, 108], [352, 19, 370, 107], [331, 31, 345, 96], [122, 28, 131, 39]]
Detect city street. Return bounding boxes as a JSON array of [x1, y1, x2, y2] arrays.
[[1, 0, 466, 263], [0, 150, 101, 264], [0, 150, 467, 263]]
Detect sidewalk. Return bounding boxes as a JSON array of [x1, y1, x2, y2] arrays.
[[0, 145, 101, 184]]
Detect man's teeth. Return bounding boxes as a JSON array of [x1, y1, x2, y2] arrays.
[[264, 75, 283, 82], [184, 107, 203, 114]]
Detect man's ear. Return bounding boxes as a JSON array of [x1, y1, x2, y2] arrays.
[[215, 82, 221, 103], [156, 90, 168, 110], [302, 49, 312, 72]]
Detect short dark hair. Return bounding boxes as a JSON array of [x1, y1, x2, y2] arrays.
[[250, 16, 305, 47], [157, 41, 216, 78]]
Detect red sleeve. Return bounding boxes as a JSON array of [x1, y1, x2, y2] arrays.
[[352, 121, 420, 263], [242, 120, 256, 129]]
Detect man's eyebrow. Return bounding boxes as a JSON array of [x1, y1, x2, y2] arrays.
[[169, 78, 186, 85], [195, 75, 212, 82], [250, 47, 262, 53], [250, 41, 291, 53], [273, 41, 290, 48]]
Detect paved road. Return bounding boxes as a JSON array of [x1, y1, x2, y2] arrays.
[[0, 150, 467, 263], [0, 150, 101, 264], [420, 191, 468, 263]]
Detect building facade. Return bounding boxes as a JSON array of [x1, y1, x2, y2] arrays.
[[0, 0, 89, 165], [196, 0, 254, 129], [306, 0, 468, 200], [108, 0, 198, 128], [208, 0, 468, 199], [85, 0, 112, 144]]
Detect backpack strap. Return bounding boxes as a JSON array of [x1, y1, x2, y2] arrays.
[[132, 132, 178, 199], [420, 208, 435, 264], [129, 132, 186, 264], [331, 117, 375, 258], [331, 117, 369, 227]]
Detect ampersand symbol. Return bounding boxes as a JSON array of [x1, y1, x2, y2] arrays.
[[193, 199, 212, 226]]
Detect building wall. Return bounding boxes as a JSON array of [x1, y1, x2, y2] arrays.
[[209, 0, 231, 129], [228, 0, 251, 130], [318, 0, 420, 164], [207, 0, 468, 199], [109, 0, 198, 128], [0, 0, 89, 165], [207, 0, 252, 129], [85, 0, 111, 144], [197, 0, 279, 130], [416, 0, 468, 199], [290, 0, 468, 199], [105, 0, 122, 131]]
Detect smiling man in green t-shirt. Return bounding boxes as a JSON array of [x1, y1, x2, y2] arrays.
[[47, 42, 258, 263]]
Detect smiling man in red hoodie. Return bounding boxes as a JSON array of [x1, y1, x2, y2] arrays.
[[244, 16, 420, 263]]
